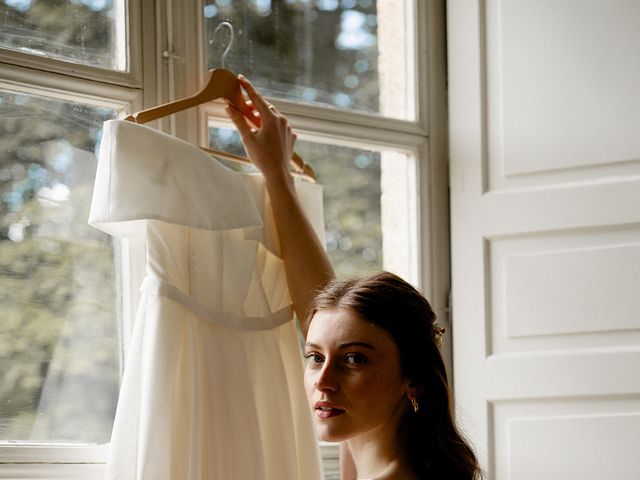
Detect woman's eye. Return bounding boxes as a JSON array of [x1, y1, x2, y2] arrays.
[[304, 353, 324, 365], [345, 353, 367, 365]]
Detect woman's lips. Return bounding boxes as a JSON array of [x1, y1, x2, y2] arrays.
[[314, 401, 345, 419]]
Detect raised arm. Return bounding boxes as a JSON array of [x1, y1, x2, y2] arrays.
[[225, 76, 334, 337]]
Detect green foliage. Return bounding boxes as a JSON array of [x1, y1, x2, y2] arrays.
[[299, 141, 382, 279]]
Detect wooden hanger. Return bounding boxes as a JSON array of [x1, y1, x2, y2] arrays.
[[124, 69, 314, 182], [124, 68, 246, 124], [123, 68, 315, 182]]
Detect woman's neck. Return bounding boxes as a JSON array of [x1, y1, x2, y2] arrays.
[[346, 426, 416, 480]]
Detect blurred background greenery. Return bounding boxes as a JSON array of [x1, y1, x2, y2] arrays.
[[205, 0, 380, 115], [0, 0, 122, 444], [0, 91, 119, 443]]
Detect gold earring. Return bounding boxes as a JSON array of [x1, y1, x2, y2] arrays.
[[409, 396, 419, 413]]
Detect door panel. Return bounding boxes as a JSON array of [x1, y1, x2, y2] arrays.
[[447, 1, 640, 478]]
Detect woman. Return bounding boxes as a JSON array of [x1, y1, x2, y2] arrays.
[[226, 76, 481, 479]]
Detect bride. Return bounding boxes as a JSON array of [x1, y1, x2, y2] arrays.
[[225, 75, 482, 480]]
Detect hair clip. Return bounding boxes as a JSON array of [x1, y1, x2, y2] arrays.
[[433, 323, 446, 348]]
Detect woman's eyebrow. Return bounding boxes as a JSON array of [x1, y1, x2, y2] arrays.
[[339, 342, 376, 350], [304, 341, 376, 350]]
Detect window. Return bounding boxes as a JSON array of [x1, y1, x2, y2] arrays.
[[0, 0, 127, 70], [203, 0, 422, 283], [0, 1, 447, 478], [204, 0, 415, 119], [201, 1, 444, 478], [0, 0, 140, 477]]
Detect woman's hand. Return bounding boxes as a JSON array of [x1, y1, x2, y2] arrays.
[[225, 75, 296, 184]]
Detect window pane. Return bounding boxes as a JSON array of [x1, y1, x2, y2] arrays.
[[0, 0, 127, 71], [0, 91, 120, 444], [303, 141, 384, 279], [208, 125, 417, 281], [205, 0, 414, 120]]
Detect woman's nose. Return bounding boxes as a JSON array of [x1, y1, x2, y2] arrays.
[[315, 363, 339, 392]]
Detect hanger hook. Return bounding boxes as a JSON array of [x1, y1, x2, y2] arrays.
[[210, 21, 234, 69]]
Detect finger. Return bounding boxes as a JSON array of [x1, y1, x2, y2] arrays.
[[237, 101, 260, 128], [248, 109, 262, 128], [244, 99, 258, 116], [225, 105, 256, 143], [231, 92, 261, 128], [240, 99, 264, 128], [238, 75, 271, 118], [230, 85, 260, 128]]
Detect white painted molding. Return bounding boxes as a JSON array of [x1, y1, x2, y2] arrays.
[[0, 63, 140, 110], [0, 463, 105, 479], [0, 443, 108, 463]]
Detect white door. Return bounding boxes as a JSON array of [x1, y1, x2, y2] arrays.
[[447, 1, 640, 478]]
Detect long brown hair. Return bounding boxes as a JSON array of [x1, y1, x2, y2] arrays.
[[307, 272, 482, 479]]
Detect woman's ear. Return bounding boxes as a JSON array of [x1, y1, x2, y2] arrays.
[[406, 380, 424, 399], [405, 380, 424, 413]]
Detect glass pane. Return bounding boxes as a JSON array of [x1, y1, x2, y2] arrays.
[[208, 124, 417, 281], [205, 0, 414, 120], [0, 0, 127, 71], [0, 91, 120, 444]]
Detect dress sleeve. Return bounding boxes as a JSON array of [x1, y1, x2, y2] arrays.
[[88, 119, 263, 239]]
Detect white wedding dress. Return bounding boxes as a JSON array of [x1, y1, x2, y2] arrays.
[[89, 119, 323, 479]]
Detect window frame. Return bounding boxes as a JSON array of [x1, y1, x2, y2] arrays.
[[186, 1, 449, 477], [0, 0, 449, 477]]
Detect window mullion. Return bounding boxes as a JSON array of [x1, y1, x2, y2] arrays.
[[270, 98, 428, 137], [0, 62, 140, 110], [202, 101, 426, 151], [0, 463, 105, 479], [0, 444, 108, 464], [0, 52, 141, 88]]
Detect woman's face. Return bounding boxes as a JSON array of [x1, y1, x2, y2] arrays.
[[303, 307, 411, 443]]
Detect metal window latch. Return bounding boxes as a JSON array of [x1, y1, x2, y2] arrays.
[[161, 50, 185, 62]]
